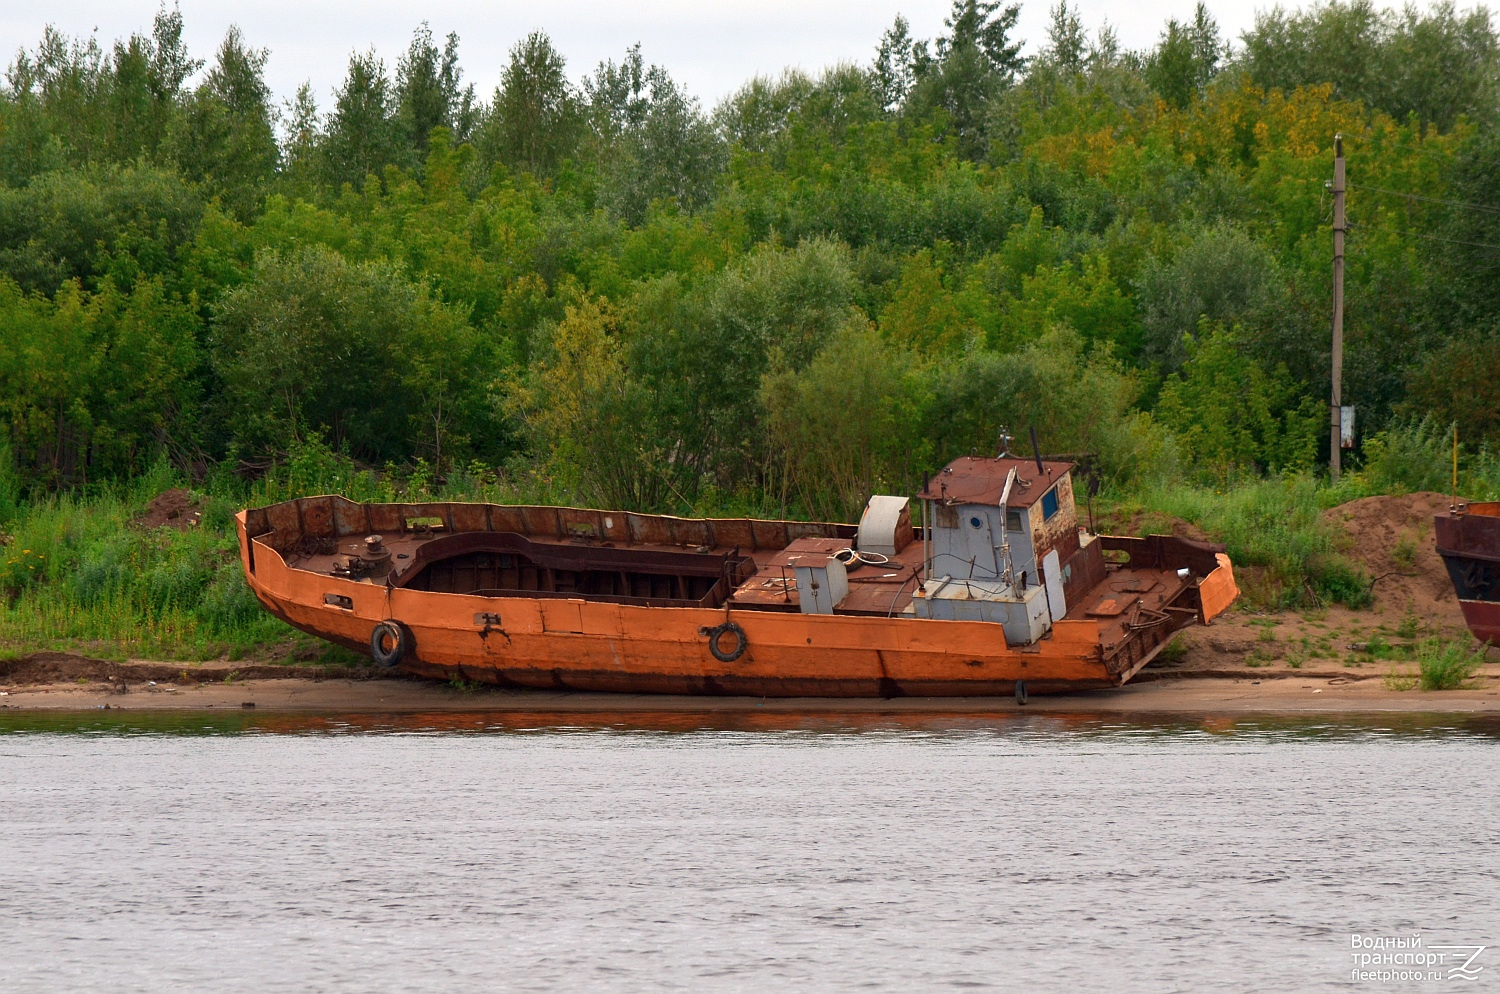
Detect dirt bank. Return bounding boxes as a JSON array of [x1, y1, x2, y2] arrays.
[[1329, 491, 1457, 618], [1, 652, 1496, 714], [1165, 492, 1481, 683], [0, 651, 383, 686]]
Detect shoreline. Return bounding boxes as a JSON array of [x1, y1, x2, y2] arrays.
[[2, 654, 1497, 714]]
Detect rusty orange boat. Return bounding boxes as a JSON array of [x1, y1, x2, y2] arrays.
[[236, 455, 1238, 697]]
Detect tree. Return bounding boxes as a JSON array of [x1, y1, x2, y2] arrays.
[[939, 0, 1025, 76], [506, 298, 673, 509], [167, 27, 279, 217], [1145, 3, 1225, 108], [925, 328, 1172, 486], [880, 250, 969, 355], [906, 0, 1024, 158], [479, 32, 580, 177], [101, 7, 200, 162], [628, 238, 862, 498], [0, 275, 201, 486], [873, 16, 930, 112], [761, 322, 927, 519], [1405, 337, 1500, 448], [395, 24, 476, 162], [278, 82, 321, 195], [1135, 225, 1281, 372], [0, 164, 204, 294], [1428, 126, 1500, 325], [322, 50, 399, 189], [1156, 323, 1321, 477], [1, 13, 198, 174], [584, 45, 652, 139], [1241, 0, 1499, 130], [584, 47, 723, 223], [1039, 3, 1088, 76], [211, 246, 482, 465]]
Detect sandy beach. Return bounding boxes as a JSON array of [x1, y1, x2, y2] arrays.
[[2, 653, 1496, 714]]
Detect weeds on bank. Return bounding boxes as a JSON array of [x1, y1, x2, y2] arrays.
[[0, 489, 288, 659], [0, 442, 600, 661], [1417, 639, 1485, 691], [1109, 475, 1371, 611], [1158, 639, 1189, 665]]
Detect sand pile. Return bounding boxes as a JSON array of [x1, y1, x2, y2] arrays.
[[1324, 491, 1461, 623]]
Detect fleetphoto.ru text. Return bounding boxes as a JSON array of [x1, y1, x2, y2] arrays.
[[1350, 934, 1486, 984]]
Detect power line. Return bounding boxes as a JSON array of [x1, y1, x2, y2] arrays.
[[1348, 181, 1500, 216], [1348, 219, 1500, 252]]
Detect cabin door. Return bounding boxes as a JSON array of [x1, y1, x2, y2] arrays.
[[963, 510, 1001, 579]]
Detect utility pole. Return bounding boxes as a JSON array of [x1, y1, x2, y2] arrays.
[[1330, 134, 1346, 483]]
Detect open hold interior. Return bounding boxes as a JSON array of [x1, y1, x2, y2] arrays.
[[394, 532, 753, 608]]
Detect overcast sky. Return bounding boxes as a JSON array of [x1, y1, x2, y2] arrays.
[[6, 0, 1278, 110]]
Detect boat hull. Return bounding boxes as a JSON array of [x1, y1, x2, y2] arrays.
[[1436, 505, 1500, 645]]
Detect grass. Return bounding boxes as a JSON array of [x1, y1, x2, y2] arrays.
[[1342, 634, 1430, 668], [1383, 668, 1417, 691], [0, 458, 364, 662], [0, 481, 286, 660], [1392, 531, 1419, 571], [1105, 474, 1372, 610], [0, 441, 636, 662], [1157, 638, 1189, 665], [1417, 639, 1486, 691]]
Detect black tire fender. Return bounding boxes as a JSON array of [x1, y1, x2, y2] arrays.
[[700, 620, 748, 663], [370, 620, 413, 668]]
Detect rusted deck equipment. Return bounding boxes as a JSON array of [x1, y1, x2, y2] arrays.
[[236, 456, 1238, 697], [1436, 500, 1500, 644]]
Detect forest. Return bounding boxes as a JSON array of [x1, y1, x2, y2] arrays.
[[1, 0, 1498, 658]]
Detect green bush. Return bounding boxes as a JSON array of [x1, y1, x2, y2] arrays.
[[1360, 418, 1454, 494], [1310, 555, 1373, 610], [73, 532, 139, 606], [1417, 639, 1485, 691]]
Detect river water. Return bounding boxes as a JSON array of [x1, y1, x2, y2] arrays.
[[1, 710, 1496, 993]]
